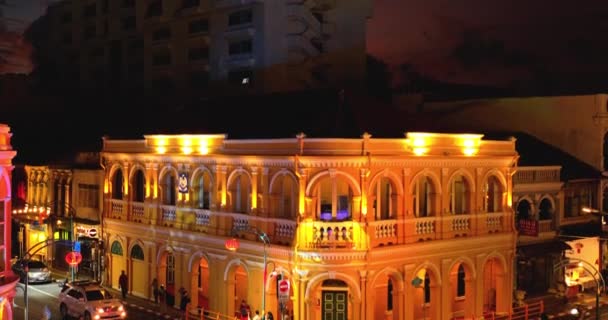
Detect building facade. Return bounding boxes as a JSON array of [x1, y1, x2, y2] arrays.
[[11, 155, 104, 280], [44, 0, 372, 95], [102, 132, 518, 320], [0, 124, 21, 319]]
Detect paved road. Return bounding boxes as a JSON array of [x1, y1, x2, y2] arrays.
[[12, 280, 182, 320]]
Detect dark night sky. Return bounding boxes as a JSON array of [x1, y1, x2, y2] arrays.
[[7, 0, 608, 89]]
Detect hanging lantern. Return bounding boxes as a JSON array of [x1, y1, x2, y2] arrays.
[[225, 238, 240, 251]]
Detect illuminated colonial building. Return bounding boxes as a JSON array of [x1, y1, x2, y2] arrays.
[[101, 132, 518, 320], [43, 0, 371, 95], [0, 124, 20, 319]]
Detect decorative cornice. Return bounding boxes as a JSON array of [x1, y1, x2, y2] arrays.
[[208, 253, 228, 261]]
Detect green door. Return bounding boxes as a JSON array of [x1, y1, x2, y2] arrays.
[[322, 290, 347, 320]]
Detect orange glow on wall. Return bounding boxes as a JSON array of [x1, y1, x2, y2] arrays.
[[145, 180, 150, 198], [221, 189, 226, 207], [198, 138, 209, 155], [458, 135, 482, 156], [153, 179, 158, 199], [405, 132, 431, 156], [104, 180, 109, 194]]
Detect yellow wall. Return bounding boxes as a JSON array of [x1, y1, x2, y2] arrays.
[[131, 259, 149, 298]]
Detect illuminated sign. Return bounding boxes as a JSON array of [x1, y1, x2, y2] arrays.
[[178, 173, 189, 193], [75, 225, 99, 238], [518, 219, 539, 237]]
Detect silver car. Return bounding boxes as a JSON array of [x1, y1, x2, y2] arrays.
[[12, 260, 52, 284], [59, 280, 127, 320]]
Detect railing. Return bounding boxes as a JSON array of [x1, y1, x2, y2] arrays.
[[110, 199, 125, 219], [186, 305, 237, 320], [161, 205, 177, 224], [309, 221, 355, 249], [538, 219, 555, 233], [481, 300, 543, 320], [370, 219, 398, 246], [131, 202, 145, 221], [513, 167, 560, 184]]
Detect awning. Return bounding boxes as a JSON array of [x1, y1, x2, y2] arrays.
[[518, 240, 572, 258], [560, 221, 603, 237]]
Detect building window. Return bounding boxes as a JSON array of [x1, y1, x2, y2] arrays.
[[387, 279, 393, 311], [188, 19, 209, 34], [449, 174, 469, 215], [153, 27, 171, 41], [152, 52, 172, 66], [374, 177, 395, 220], [162, 174, 176, 205], [457, 265, 465, 297], [83, 3, 96, 18], [84, 25, 96, 39], [122, 16, 136, 30], [228, 40, 252, 55], [188, 47, 209, 61], [483, 175, 503, 213], [166, 253, 175, 284], [112, 169, 124, 200], [133, 170, 145, 202], [77, 184, 100, 209], [183, 0, 200, 9], [111, 241, 123, 255], [313, 177, 353, 221], [413, 176, 434, 217], [516, 200, 531, 222], [538, 198, 553, 220], [424, 274, 431, 303], [122, 0, 135, 8], [190, 71, 209, 88], [228, 9, 252, 26], [62, 33, 72, 45], [228, 69, 253, 86], [193, 171, 212, 209], [61, 12, 72, 24], [146, 0, 163, 18], [130, 244, 144, 260]]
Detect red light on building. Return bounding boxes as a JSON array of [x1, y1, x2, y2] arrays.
[[225, 238, 239, 251], [65, 251, 82, 266]]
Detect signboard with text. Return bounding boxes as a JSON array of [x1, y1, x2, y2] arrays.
[[518, 219, 539, 237]]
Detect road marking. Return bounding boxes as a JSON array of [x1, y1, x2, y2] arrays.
[[27, 285, 59, 299]]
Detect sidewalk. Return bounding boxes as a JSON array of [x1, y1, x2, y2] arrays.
[[51, 269, 184, 320]]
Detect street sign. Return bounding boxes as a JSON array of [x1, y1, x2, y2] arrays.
[[278, 279, 290, 298], [65, 251, 83, 266], [74, 241, 81, 252]]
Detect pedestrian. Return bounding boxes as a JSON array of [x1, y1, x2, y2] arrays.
[[252, 310, 261, 320], [240, 300, 250, 320], [152, 278, 159, 304], [159, 284, 167, 312], [179, 288, 191, 319], [118, 270, 128, 299], [266, 311, 274, 320]]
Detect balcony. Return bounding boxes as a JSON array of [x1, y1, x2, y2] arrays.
[[513, 167, 561, 184], [106, 199, 512, 251]]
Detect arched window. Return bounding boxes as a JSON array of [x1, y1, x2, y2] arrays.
[[484, 175, 503, 213], [413, 176, 434, 217], [375, 177, 396, 220], [449, 174, 469, 214], [538, 198, 553, 220], [231, 174, 250, 213], [516, 200, 531, 222], [457, 265, 465, 297], [424, 273, 431, 303], [314, 176, 354, 221], [112, 169, 124, 200], [130, 244, 144, 260], [111, 241, 123, 256], [387, 279, 393, 311], [133, 170, 145, 202], [162, 173, 176, 206], [272, 173, 297, 219], [193, 170, 212, 209]]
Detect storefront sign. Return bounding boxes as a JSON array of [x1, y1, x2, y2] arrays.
[[75, 225, 99, 238], [518, 219, 539, 237]]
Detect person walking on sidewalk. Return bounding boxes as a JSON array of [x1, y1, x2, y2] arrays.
[[151, 278, 159, 304], [159, 284, 167, 313], [179, 287, 191, 319], [118, 270, 128, 300]]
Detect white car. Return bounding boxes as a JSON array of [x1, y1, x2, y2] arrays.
[[59, 280, 127, 320]]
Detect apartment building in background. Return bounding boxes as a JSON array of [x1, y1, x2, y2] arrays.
[[42, 0, 372, 97]]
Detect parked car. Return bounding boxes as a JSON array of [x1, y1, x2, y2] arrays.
[[59, 280, 127, 320], [11, 259, 52, 284]]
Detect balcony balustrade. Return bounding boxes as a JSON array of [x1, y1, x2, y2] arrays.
[[106, 199, 512, 250]]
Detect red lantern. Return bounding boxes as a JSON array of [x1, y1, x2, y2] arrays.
[[65, 251, 83, 266], [225, 238, 240, 251]]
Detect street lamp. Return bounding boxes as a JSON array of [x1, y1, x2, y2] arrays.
[[225, 226, 271, 317]]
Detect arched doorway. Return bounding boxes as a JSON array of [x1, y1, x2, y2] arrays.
[[226, 262, 249, 317], [483, 257, 507, 314], [130, 244, 147, 297], [110, 240, 124, 290], [191, 256, 210, 310], [372, 272, 402, 320], [448, 262, 475, 319], [412, 268, 439, 320], [159, 250, 176, 307]]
